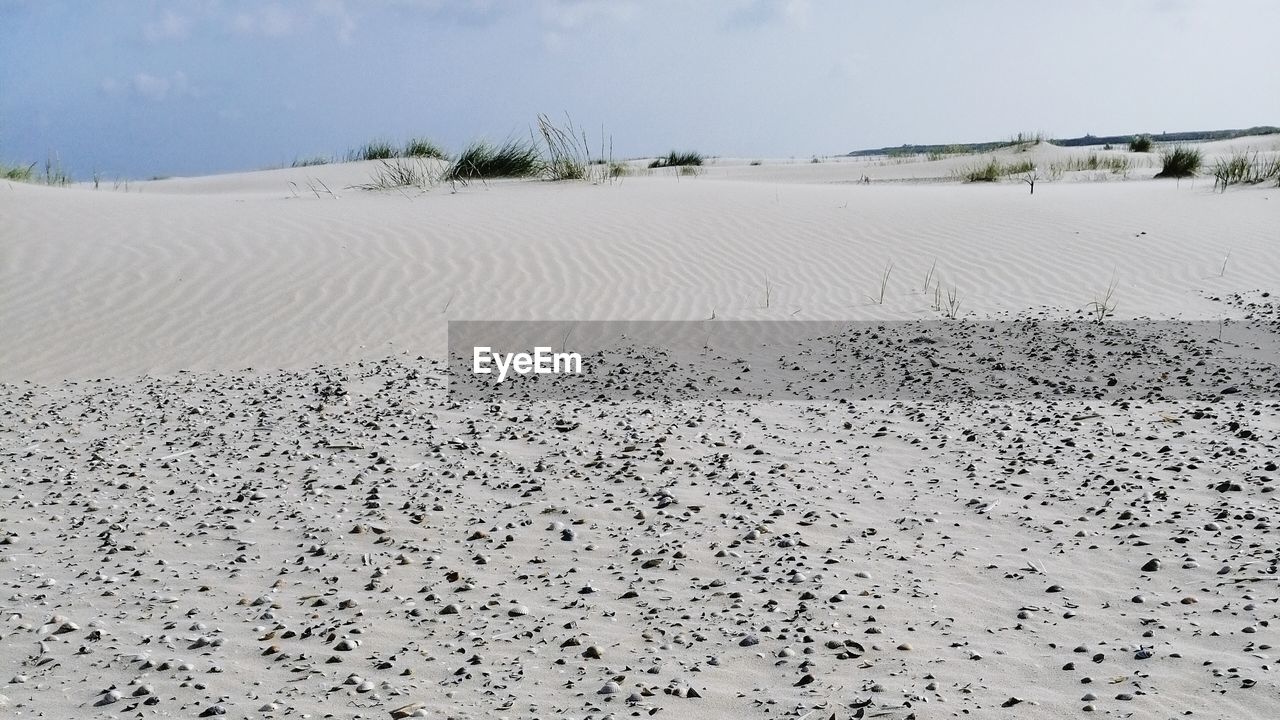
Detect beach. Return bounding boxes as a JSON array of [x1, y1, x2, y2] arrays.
[[2, 141, 1278, 718]]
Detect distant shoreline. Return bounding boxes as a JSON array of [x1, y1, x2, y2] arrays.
[[845, 125, 1280, 157]]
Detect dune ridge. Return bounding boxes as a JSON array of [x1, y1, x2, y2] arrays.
[[3, 141, 1276, 382]]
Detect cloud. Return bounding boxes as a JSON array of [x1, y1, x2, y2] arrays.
[[313, 0, 357, 43], [382, 0, 501, 27], [724, 0, 811, 30], [539, 0, 634, 30], [143, 9, 192, 42], [537, 0, 634, 52], [232, 4, 295, 37], [126, 71, 193, 102], [829, 55, 859, 81], [783, 0, 811, 27], [223, 1, 359, 42]]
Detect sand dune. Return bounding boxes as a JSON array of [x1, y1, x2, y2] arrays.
[[3, 140, 1277, 382], [2, 139, 1278, 719]]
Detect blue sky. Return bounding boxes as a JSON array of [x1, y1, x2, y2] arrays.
[[2, 0, 1278, 178]]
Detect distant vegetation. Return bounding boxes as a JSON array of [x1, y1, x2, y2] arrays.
[[847, 126, 1280, 157], [1155, 146, 1202, 178], [926, 144, 974, 160], [1055, 126, 1279, 148], [1008, 131, 1045, 150], [648, 151, 703, 169]]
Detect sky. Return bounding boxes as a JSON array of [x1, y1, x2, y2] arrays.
[[2, 0, 1278, 179]]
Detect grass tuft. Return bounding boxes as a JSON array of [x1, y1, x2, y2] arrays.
[[356, 158, 434, 191], [1211, 151, 1280, 190], [41, 153, 72, 185], [1088, 277, 1118, 323], [1053, 154, 1131, 174], [1129, 135, 1154, 152], [959, 157, 1035, 182], [1154, 146, 1202, 178], [648, 151, 703, 169], [537, 114, 591, 181], [291, 156, 330, 168], [1007, 131, 1045, 151], [2, 161, 36, 182], [347, 139, 397, 162], [443, 139, 542, 183], [403, 137, 447, 159]]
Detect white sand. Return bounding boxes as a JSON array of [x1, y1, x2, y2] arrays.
[[4, 141, 1278, 382], [1, 140, 1277, 718]]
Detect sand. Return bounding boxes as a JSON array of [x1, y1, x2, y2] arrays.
[[1, 140, 1277, 718]]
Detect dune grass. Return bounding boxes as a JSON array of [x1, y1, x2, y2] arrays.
[[37, 154, 73, 186], [291, 156, 330, 168], [352, 115, 619, 189], [403, 137, 447, 159], [1053, 153, 1132, 174], [1211, 151, 1280, 190], [1088, 277, 1118, 324], [355, 158, 435, 191], [648, 151, 703, 169], [2, 161, 36, 181], [347, 139, 398, 162], [962, 159, 1002, 182], [959, 157, 1036, 182], [443, 139, 542, 183], [1129, 134, 1154, 152], [927, 144, 973, 160], [868, 262, 893, 304], [1154, 146, 1202, 178], [3, 153, 76, 185], [537, 113, 592, 181], [349, 115, 627, 189], [1006, 131, 1045, 151]]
